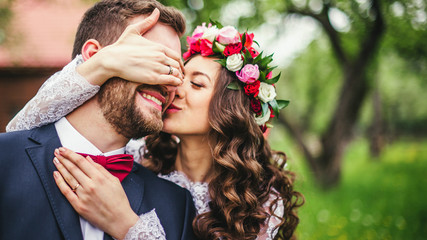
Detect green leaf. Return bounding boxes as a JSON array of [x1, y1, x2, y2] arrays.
[[261, 102, 269, 117], [254, 51, 264, 63], [227, 81, 240, 90], [241, 32, 247, 47], [277, 99, 290, 109], [264, 72, 281, 84], [266, 123, 274, 128], [243, 47, 253, 63], [258, 71, 266, 82], [214, 59, 227, 68], [209, 19, 223, 28], [269, 99, 280, 116]]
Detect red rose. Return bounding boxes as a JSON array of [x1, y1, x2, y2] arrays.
[[250, 98, 262, 114], [269, 105, 275, 118], [248, 47, 259, 58], [223, 42, 242, 56], [259, 124, 267, 133], [187, 36, 201, 53], [244, 80, 260, 97], [183, 49, 195, 60], [200, 39, 214, 56], [244, 33, 254, 49]]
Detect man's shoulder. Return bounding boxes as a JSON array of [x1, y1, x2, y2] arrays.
[[0, 124, 57, 144]]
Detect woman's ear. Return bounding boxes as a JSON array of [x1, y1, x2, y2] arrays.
[[81, 39, 102, 61]]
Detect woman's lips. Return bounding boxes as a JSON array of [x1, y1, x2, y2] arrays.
[[165, 103, 181, 114]]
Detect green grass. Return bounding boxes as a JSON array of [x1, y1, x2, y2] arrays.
[[269, 131, 427, 240]]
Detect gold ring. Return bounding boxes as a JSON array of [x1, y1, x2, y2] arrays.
[[168, 65, 173, 75], [72, 183, 80, 192]]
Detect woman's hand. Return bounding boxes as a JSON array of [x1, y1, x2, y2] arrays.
[[78, 8, 184, 89], [52, 147, 138, 240]]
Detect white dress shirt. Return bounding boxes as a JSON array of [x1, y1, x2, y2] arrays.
[[55, 117, 126, 240]]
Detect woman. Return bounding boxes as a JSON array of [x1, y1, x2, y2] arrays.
[[9, 21, 303, 239]]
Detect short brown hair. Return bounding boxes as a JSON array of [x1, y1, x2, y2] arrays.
[[72, 0, 186, 58]]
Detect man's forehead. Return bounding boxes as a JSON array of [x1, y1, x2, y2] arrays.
[[130, 16, 181, 54]]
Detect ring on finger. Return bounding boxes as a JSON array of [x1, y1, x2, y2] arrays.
[[72, 183, 80, 193], [168, 65, 173, 75]]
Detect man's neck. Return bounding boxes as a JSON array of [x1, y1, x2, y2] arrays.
[[65, 97, 129, 153]]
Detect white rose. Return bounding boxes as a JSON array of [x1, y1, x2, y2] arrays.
[[202, 26, 219, 43], [254, 108, 271, 125], [258, 82, 277, 103], [226, 54, 243, 72]]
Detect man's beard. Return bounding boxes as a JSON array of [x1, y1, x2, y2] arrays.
[[97, 78, 163, 139]]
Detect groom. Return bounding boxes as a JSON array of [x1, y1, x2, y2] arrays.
[[0, 1, 195, 240]]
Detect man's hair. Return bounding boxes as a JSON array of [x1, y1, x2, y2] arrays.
[[72, 0, 186, 58]]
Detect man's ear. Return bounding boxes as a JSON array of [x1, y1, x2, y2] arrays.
[[81, 39, 102, 61]]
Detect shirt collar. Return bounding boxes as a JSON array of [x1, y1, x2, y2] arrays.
[[54, 117, 126, 156]]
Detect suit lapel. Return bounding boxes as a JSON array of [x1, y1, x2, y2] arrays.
[[26, 124, 83, 240], [121, 165, 145, 214]]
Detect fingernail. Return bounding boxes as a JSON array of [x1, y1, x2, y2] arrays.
[[59, 147, 66, 153], [53, 171, 60, 179], [55, 148, 60, 155], [53, 157, 60, 165]]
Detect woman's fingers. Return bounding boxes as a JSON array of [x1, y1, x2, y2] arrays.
[[53, 171, 80, 206], [53, 148, 95, 185], [133, 8, 160, 35], [58, 148, 99, 177], [53, 156, 82, 191]]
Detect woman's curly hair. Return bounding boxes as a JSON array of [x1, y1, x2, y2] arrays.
[[143, 65, 304, 239]]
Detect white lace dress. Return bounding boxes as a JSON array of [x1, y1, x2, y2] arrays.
[[6, 56, 284, 240]]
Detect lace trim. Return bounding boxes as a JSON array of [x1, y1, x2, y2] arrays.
[[159, 171, 210, 215], [123, 209, 166, 240], [262, 198, 284, 240], [6, 55, 100, 132]]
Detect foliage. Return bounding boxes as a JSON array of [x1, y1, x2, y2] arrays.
[[270, 130, 427, 240]]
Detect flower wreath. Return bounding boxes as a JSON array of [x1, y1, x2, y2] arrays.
[[183, 21, 289, 132]]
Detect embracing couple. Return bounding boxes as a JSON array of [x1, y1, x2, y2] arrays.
[[0, 0, 303, 239]]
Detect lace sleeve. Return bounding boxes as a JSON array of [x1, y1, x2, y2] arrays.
[[257, 192, 285, 240], [122, 209, 166, 240], [6, 55, 100, 132]]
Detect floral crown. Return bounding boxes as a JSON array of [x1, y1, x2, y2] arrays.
[[183, 21, 289, 132]]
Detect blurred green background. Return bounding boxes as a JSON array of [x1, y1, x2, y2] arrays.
[[1, 0, 426, 239]]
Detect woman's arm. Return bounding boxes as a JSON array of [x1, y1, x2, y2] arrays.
[[6, 56, 99, 132], [6, 8, 183, 132], [53, 148, 166, 240], [257, 193, 285, 240]]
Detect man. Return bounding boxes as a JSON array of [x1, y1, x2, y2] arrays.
[[0, 0, 196, 239]]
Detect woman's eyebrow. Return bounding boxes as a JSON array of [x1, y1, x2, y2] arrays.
[[192, 71, 211, 82]]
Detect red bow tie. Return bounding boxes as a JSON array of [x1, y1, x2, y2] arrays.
[[77, 153, 134, 182]]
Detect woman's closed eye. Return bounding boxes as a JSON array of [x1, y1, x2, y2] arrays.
[[191, 81, 204, 88]]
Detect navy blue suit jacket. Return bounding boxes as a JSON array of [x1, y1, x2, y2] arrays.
[[0, 124, 196, 240]]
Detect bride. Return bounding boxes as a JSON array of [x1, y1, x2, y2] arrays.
[[7, 16, 303, 240]]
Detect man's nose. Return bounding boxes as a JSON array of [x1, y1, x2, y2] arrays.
[[162, 87, 176, 113]]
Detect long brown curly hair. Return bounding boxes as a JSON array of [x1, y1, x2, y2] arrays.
[[143, 60, 304, 239]]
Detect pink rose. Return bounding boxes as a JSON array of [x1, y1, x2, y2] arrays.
[[192, 23, 208, 37], [236, 64, 260, 84], [216, 26, 240, 45], [266, 71, 273, 80], [200, 39, 214, 57]]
